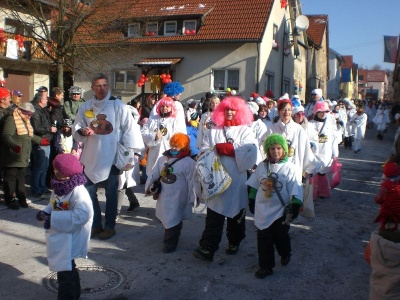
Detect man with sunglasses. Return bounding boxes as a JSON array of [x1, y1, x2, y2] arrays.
[[63, 85, 85, 122]]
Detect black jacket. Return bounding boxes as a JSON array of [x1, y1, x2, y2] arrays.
[[31, 103, 54, 141]]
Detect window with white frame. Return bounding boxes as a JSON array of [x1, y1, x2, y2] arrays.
[[164, 21, 177, 36], [213, 69, 239, 91], [146, 22, 158, 36], [183, 20, 197, 35], [114, 70, 137, 91], [264, 72, 275, 94], [127, 23, 140, 37]]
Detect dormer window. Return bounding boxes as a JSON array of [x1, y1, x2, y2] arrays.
[[164, 21, 177, 36], [145, 22, 158, 36], [127, 23, 140, 37], [183, 20, 197, 35]]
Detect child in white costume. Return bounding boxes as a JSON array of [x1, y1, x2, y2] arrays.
[[145, 133, 196, 253], [36, 154, 93, 299], [349, 103, 367, 153], [246, 134, 303, 278]]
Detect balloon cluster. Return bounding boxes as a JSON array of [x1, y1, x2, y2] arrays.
[[160, 73, 172, 84], [266, 89, 274, 98], [15, 34, 25, 52], [0, 29, 5, 46], [184, 29, 196, 35], [226, 88, 236, 96], [137, 74, 149, 87], [145, 31, 156, 36]]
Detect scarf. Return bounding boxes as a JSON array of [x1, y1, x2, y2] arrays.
[[162, 150, 191, 158], [51, 173, 87, 196], [13, 109, 33, 137], [224, 120, 239, 126]]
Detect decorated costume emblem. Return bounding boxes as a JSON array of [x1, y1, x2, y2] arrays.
[[90, 114, 113, 135], [286, 140, 295, 157]]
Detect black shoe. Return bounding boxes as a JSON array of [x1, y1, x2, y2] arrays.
[[193, 246, 214, 262], [225, 244, 239, 255], [163, 244, 177, 253], [255, 268, 273, 279], [127, 203, 140, 213], [281, 255, 291, 266], [18, 199, 29, 208], [7, 198, 20, 210]]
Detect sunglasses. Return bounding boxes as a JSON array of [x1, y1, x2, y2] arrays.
[[311, 93, 317, 96], [72, 93, 80, 95], [295, 112, 305, 116]]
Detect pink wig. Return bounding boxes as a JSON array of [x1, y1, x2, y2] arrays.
[[156, 97, 177, 117], [212, 96, 254, 126]]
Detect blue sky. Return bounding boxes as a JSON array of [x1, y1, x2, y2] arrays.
[[301, 0, 400, 71]]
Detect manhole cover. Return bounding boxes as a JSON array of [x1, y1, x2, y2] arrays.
[[43, 265, 125, 296]]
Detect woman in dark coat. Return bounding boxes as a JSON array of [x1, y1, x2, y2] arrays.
[[1, 102, 41, 209]]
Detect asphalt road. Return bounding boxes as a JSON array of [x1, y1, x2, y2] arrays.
[[0, 122, 394, 300]]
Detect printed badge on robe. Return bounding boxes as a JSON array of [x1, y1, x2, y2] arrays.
[[89, 113, 113, 135]]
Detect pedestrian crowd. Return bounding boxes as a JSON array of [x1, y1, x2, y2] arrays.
[[1, 77, 399, 299]]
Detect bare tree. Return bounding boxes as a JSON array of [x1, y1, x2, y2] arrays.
[[2, 0, 139, 90]]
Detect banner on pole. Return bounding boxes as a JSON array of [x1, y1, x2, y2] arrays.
[[383, 35, 399, 63]]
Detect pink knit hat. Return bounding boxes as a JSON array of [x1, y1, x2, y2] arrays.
[[313, 101, 330, 114], [53, 154, 83, 177]]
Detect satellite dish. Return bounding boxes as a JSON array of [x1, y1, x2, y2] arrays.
[[295, 15, 309, 31]]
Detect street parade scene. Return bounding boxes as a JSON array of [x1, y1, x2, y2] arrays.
[[0, 0, 399, 299]]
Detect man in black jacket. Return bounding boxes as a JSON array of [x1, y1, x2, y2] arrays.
[[30, 93, 56, 198]]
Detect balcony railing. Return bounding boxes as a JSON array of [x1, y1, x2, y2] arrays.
[[0, 31, 54, 62]]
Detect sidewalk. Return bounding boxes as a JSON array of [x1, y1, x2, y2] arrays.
[[0, 123, 396, 300]]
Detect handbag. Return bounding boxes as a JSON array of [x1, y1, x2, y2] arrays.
[[115, 142, 136, 171], [196, 146, 232, 200], [300, 179, 315, 219], [330, 158, 342, 189]]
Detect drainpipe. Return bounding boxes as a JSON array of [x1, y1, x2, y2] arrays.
[[256, 43, 260, 93]]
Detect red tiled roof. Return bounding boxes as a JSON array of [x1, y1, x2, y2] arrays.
[[77, 0, 275, 45], [341, 55, 353, 69], [367, 70, 386, 82], [306, 14, 328, 47]]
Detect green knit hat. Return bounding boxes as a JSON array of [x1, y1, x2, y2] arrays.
[[263, 133, 288, 157]]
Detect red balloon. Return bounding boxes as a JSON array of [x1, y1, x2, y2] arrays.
[[138, 78, 145, 84], [166, 74, 171, 79], [160, 74, 166, 79], [141, 74, 145, 78], [185, 30, 190, 35], [144, 77, 149, 82], [190, 29, 196, 34], [162, 78, 168, 84]]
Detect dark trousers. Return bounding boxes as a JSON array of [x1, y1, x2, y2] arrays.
[[257, 216, 291, 269], [57, 260, 81, 300], [199, 207, 246, 253], [125, 186, 139, 205], [3, 167, 26, 203], [164, 221, 183, 249]]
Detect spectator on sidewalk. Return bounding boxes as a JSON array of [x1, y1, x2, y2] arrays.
[[63, 86, 85, 121], [1, 102, 41, 209], [30, 92, 55, 198], [72, 73, 144, 240], [10, 90, 23, 108]]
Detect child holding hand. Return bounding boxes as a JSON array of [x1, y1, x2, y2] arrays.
[[246, 134, 303, 278], [36, 153, 93, 299]]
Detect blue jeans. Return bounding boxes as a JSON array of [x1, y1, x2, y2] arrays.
[[30, 145, 50, 194], [85, 167, 119, 230]]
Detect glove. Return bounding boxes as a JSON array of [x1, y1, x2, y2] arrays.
[[215, 143, 235, 157], [248, 198, 255, 214], [13, 145, 21, 153], [43, 214, 51, 229], [36, 210, 50, 221], [40, 138, 50, 146], [291, 203, 302, 220]]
